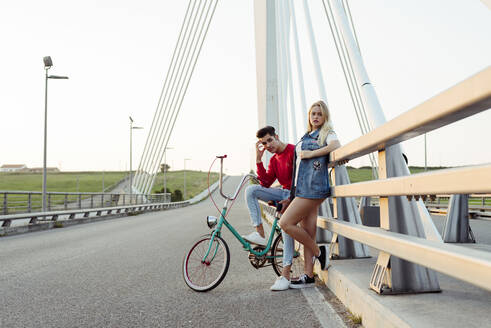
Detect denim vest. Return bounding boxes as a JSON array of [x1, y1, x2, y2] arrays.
[[294, 129, 330, 199]]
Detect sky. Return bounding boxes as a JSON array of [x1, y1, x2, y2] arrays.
[[0, 0, 490, 176]]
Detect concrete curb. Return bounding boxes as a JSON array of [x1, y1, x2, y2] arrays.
[[316, 267, 411, 328], [0, 213, 127, 237]]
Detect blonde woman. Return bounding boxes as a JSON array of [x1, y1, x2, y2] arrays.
[[279, 100, 340, 288]]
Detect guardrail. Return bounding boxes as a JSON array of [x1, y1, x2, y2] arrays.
[[0, 175, 224, 231], [424, 194, 491, 218], [264, 67, 491, 293], [0, 191, 171, 215], [0, 201, 189, 228]]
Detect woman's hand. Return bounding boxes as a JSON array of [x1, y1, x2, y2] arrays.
[[300, 150, 313, 159]]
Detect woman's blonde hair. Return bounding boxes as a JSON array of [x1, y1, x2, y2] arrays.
[[307, 100, 334, 146]]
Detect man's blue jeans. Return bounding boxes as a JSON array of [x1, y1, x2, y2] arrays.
[[245, 185, 294, 266]]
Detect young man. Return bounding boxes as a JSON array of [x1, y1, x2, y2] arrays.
[[242, 126, 295, 291]]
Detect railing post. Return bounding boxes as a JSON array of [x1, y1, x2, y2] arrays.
[[327, 167, 340, 258], [3, 193, 7, 215], [28, 193, 32, 213], [91, 194, 94, 208], [101, 193, 104, 207], [64, 194, 68, 210], [78, 194, 82, 209], [48, 193, 51, 211], [370, 149, 393, 294]]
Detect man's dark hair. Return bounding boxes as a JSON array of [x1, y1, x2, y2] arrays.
[[256, 126, 276, 138]]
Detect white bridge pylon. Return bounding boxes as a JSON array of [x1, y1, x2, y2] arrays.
[[254, 0, 441, 293]]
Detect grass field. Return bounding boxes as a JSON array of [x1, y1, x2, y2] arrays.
[[151, 171, 219, 199], [0, 172, 127, 193], [0, 171, 219, 201], [345, 166, 447, 183]]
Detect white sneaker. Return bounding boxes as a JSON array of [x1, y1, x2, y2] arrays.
[[270, 276, 290, 291], [242, 231, 267, 246]]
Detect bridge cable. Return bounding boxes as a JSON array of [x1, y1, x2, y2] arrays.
[[146, 0, 218, 194], [144, 0, 217, 194], [140, 0, 210, 193], [137, 0, 208, 193], [134, 0, 198, 192], [133, 0, 194, 191], [144, 0, 219, 194], [138, 0, 206, 193]]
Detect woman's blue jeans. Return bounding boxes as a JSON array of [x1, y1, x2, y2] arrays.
[[245, 185, 294, 266]]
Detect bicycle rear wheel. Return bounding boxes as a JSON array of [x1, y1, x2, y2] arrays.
[[271, 233, 303, 278], [182, 234, 230, 292]]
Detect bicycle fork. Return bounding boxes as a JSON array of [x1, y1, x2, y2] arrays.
[[202, 208, 227, 263]]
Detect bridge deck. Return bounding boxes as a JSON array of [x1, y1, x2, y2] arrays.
[[0, 176, 346, 328], [1, 176, 490, 327]]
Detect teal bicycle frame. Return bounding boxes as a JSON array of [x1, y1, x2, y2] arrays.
[[202, 156, 282, 263]]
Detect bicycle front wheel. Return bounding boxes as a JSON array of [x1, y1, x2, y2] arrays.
[[182, 234, 230, 292]]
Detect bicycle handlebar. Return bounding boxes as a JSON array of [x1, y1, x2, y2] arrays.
[[216, 155, 258, 201]]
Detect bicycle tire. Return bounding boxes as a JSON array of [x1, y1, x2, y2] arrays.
[[182, 234, 230, 292], [271, 233, 303, 278]]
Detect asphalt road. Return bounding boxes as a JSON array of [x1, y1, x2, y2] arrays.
[[0, 176, 340, 328]]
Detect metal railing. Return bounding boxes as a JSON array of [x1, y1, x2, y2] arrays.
[[0, 200, 188, 228], [358, 194, 491, 218], [0, 174, 224, 229], [262, 67, 491, 292], [0, 191, 171, 215], [424, 194, 491, 218]]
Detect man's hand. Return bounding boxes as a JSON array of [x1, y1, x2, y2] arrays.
[[300, 150, 313, 159], [256, 140, 266, 163], [279, 198, 291, 214]]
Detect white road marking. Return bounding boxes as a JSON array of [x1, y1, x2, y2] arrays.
[[301, 287, 347, 328]]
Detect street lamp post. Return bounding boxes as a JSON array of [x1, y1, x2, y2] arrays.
[[42, 56, 68, 212], [183, 158, 191, 200], [163, 146, 173, 201], [129, 116, 143, 203]]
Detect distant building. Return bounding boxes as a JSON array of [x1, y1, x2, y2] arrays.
[[27, 167, 60, 173], [0, 165, 60, 173], [0, 164, 27, 172]]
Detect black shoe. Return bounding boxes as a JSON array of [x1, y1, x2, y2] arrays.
[[289, 274, 315, 289], [313, 245, 328, 270]]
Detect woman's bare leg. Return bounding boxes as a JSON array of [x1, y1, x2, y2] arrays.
[[301, 204, 321, 277], [279, 197, 324, 257]]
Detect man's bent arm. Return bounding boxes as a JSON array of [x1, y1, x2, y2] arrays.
[[256, 161, 276, 188]]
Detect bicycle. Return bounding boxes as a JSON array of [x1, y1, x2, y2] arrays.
[[182, 155, 302, 292]]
